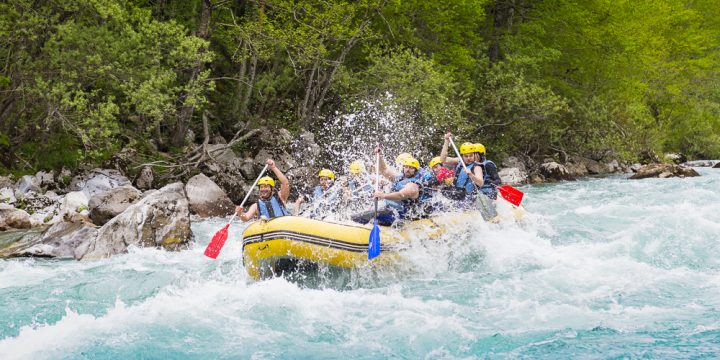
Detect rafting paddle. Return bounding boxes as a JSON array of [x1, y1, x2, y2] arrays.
[[204, 164, 269, 259], [368, 151, 381, 260], [448, 138, 524, 207]]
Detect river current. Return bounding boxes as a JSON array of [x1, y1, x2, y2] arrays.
[[1, 168, 719, 359]]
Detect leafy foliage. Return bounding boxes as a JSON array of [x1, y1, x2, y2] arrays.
[[1, 0, 719, 176]]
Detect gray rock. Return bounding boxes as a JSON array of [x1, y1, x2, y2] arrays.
[[498, 167, 528, 186], [238, 159, 257, 180], [0, 175, 14, 189], [134, 166, 154, 190], [0, 205, 31, 230], [565, 162, 588, 178], [682, 160, 718, 167], [538, 162, 575, 182], [206, 144, 239, 166], [78, 182, 192, 260], [584, 158, 605, 175], [23, 191, 56, 214], [629, 164, 700, 180], [70, 169, 131, 198], [36, 171, 55, 188], [0, 187, 15, 204], [630, 163, 642, 172], [714, 162, 720, 169], [185, 173, 234, 217], [4, 221, 98, 258], [15, 175, 41, 194], [606, 160, 621, 173], [88, 185, 142, 225], [502, 156, 527, 172]]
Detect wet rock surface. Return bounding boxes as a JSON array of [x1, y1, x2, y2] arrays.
[[629, 164, 700, 180]]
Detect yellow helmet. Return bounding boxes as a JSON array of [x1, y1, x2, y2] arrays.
[[318, 169, 335, 180], [401, 157, 420, 169], [395, 152, 412, 164], [459, 142, 475, 155], [474, 143, 486, 154], [348, 161, 366, 174], [429, 156, 442, 169], [257, 176, 275, 187]]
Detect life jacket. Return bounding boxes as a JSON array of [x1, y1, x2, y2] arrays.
[[453, 162, 478, 195], [312, 185, 325, 200], [257, 194, 289, 219], [477, 160, 501, 199], [387, 172, 428, 218]]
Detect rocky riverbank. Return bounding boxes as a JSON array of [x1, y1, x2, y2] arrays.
[[1, 128, 715, 259]]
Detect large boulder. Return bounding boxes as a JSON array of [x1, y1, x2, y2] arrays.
[[185, 173, 234, 217], [0, 205, 31, 230], [538, 162, 575, 182], [69, 169, 131, 198], [498, 167, 528, 186], [77, 182, 192, 260], [0, 221, 98, 258], [714, 162, 720, 169], [88, 185, 142, 225], [629, 164, 700, 180]]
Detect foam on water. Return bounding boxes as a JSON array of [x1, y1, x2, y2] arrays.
[[1, 169, 720, 358]]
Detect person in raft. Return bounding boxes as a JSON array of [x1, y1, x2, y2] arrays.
[[351, 147, 428, 226], [439, 132, 485, 205], [294, 168, 340, 218], [235, 159, 290, 221]]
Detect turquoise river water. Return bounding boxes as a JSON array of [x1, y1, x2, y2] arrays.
[[1, 168, 719, 359]]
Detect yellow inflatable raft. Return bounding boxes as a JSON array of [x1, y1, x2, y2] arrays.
[[242, 203, 525, 280]]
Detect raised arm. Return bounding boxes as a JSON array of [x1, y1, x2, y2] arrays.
[[374, 147, 399, 180], [267, 159, 290, 203], [440, 132, 459, 166]]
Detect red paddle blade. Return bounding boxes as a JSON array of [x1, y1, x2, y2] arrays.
[[204, 224, 230, 259], [498, 185, 524, 207]]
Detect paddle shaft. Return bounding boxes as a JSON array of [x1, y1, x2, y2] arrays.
[[448, 137, 478, 190], [374, 151, 379, 217]]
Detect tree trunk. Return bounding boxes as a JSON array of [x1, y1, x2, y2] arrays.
[[171, 0, 212, 147], [488, 0, 516, 64]]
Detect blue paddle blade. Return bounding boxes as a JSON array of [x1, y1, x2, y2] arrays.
[[368, 219, 381, 260]]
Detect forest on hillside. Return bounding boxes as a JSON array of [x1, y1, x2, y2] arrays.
[[1, 0, 719, 176]]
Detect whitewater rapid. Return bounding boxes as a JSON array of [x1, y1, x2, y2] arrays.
[[1, 169, 719, 358]]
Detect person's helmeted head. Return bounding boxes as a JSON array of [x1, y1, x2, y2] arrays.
[[473, 143, 486, 162], [400, 157, 419, 178], [348, 161, 366, 175], [317, 169, 335, 190], [459, 142, 476, 165], [257, 176, 275, 200], [429, 157, 443, 174], [395, 153, 412, 165]]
